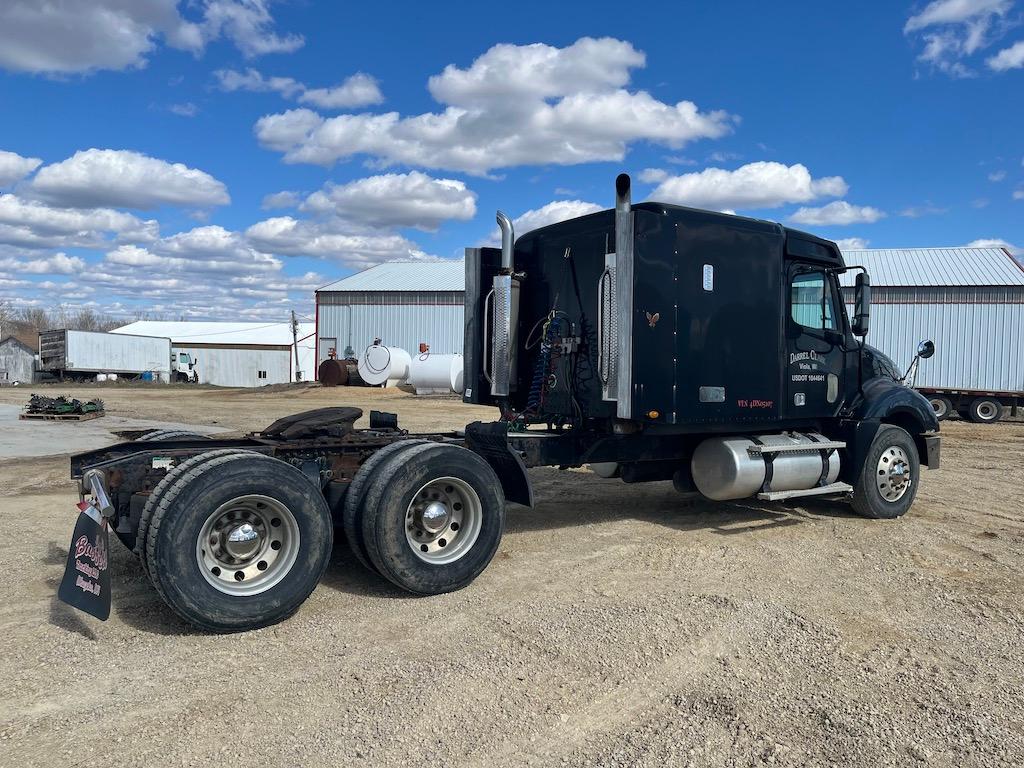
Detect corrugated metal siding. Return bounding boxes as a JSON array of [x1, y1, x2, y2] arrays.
[[317, 260, 466, 292], [840, 286, 1024, 304], [839, 248, 1024, 287], [319, 290, 463, 306], [318, 302, 464, 360], [845, 302, 1024, 391], [173, 345, 292, 387], [0, 342, 34, 385]]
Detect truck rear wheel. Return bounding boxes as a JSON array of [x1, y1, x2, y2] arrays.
[[360, 443, 505, 595], [144, 453, 332, 631], [342, 439, 430, 573], [134, 449, 245, 568], [966, 397, 1002, 424], [850, 425, 919, 520], [928, 396, 953, 421]]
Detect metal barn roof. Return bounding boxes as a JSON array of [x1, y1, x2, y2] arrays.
[[113, 321, 314, 346], [318, 260, 465, 293], [838, 247, 1024, 288]]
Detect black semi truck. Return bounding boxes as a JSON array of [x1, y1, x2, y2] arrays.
[[59, 175, 940, 631]]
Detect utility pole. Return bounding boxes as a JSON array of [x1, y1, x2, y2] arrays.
[[291, 310, 300, 382]]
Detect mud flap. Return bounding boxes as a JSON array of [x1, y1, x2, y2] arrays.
[[464, 421, 534, 507], [57, 503, 111, 621]]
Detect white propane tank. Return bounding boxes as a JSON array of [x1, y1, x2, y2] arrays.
[[450, 354, 464, 394], [358, 342, 412, 387], [407, 353, 463, 394], [108, 373, 118, 381], [96, 373, 108, 382], [691, 432, 840, 501]]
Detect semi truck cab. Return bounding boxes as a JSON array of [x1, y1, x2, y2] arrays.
[[465, 174, 939, 519]]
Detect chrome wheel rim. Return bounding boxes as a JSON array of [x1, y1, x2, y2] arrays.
[[405, 477, 482, 564], [196, 494, 300, 595], [930, 399, 948, 418], [976, 401, 998, 420], [876, 446, 911, 502]]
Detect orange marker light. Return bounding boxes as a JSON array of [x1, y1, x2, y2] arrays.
[[647, 410, 660, 419]]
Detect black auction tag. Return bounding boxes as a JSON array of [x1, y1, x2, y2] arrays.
[[57, 504, 111, 621]]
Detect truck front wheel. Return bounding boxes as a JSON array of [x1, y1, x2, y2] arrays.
[[966, 397, 1003, 424], [360, 443, 505, 595], [850, 425, 920, 520], [144, 452, 332, 631]]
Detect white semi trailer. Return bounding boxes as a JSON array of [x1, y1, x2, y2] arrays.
[[37, 329, 197, 382]]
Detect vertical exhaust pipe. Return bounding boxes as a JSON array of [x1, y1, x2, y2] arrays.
[[496, 211, 514, 272], [489, 211, 519, 396], [613, 173, 633, 418]]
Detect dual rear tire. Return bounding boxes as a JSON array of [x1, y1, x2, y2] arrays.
[[138, 450, 333, 632], [344, 442, 506, 595]]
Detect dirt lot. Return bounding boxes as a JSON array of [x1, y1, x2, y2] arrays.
[[0, 384, 1022, 767]]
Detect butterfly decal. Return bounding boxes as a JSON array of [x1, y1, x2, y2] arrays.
[[645, 311, 660, 328]]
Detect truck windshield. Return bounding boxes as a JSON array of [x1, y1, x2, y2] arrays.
[[179, 353, 191, 364]]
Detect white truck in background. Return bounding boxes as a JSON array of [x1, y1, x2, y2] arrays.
[[37, 329, 199, 382]]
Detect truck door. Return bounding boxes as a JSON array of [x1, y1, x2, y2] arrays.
[[784, 265, 846, 420]]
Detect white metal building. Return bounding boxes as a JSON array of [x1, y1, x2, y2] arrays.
[[315, 260, 464, 377], [113, 321, 315, 387], [839, 247, 1024, 391]]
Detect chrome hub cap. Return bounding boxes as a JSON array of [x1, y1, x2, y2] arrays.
[[876, 446, 912, 502], [977, 402, 998, 420], [196, 494, 300, 596], [405, 477, 482, 564]]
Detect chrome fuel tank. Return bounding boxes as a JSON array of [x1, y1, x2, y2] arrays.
[[691, 433, 840, 501]]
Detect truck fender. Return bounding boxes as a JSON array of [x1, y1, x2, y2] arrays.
[[852, 376, 939, 431], [840, 377, 940, 479], [463, 421, 535, 507]]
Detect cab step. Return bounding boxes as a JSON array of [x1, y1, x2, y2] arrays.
[[757, 482, 853, 502]]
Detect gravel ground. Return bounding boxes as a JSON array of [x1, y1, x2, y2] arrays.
[[0, 384, 1022, 767]]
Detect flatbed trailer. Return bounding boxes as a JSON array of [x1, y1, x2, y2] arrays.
[[918, 386, 1021, 424], [58, 175, 941, 631]]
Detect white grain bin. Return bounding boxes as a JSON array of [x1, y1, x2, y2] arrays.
[[408, 353, 463, 395], [357, 342, 412, 387]]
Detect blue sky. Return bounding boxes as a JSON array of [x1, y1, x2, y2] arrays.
[[0, 0, 1021, 321]]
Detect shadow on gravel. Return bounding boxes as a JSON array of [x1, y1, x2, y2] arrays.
[[317, 537, 410, 600], [505, 467, 861, 537]]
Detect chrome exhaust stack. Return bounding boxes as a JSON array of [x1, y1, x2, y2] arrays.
[[487, 211, 519, 397], [604, 174, 634, 415]]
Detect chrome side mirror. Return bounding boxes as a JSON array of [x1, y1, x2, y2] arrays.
[[917, 339, 934, 359], [852, 271, 871, 337]]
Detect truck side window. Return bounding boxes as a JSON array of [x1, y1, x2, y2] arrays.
[[791, 271, 836, 331]]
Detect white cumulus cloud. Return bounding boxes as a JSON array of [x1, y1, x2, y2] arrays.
[[835, 237, 871, 251], [789, 201, 886, 226], [0, 193, 158, 249], [988, 40, 1024, 70], [649, 161, 847, 211], [0, 252, 86, 275], [245, 216, 433, 269], [255, 37, 734, 175], [300, 172, 476, 231], [904, 0, 1012, 77], [0, 150, 43, 186], [0, 0, 302, 75], [215, 68, 383, 109], [513, 200, 604, 235], [30, 149, 230, 210]]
